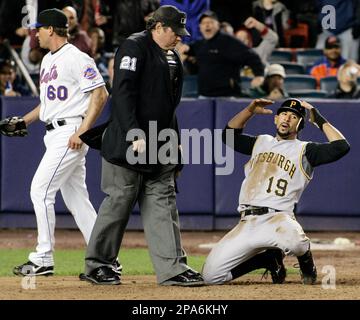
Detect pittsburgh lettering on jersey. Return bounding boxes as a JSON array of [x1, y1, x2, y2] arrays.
[[249, 152, 296, 179], [40, 65, 58, 84]]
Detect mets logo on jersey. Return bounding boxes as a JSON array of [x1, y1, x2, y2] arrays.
[[83, 65, 98, 80]]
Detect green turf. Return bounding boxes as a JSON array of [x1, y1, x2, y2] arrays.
[[0, 248, 206, 277], [0, 248, 299, 277]]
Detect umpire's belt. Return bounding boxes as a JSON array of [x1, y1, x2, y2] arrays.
[[240, 207, 280, 218], [45, 117, 83, 131]]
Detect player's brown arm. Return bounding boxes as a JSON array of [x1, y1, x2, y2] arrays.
[[23, 104, 40, 126], [223, 99, 274, 155], [228, 98, 274, 129], [68, 85, 109, 150]]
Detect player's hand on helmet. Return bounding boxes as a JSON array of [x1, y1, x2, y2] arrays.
[[300, 100, 314, 110], [301, 100, 328, 130], [247, 98, 274, 114], [68, 132, 84, 150], [132, 138, 146, 153]]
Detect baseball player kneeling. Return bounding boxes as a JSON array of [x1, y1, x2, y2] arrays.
[[202, 98, 350, 285]]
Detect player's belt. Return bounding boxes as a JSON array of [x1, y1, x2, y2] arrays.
[[45, 117, 83, 131], [240, 207, 280, 217], [45, 120, 66, 131]]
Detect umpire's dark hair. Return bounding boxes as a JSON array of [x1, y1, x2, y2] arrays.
[[146, 15, 159, 31]]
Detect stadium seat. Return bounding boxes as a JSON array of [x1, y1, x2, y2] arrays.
[[182, 75, 198, 97], [268, 50, 293, 63], [320, 76, 338, 93], [284, 75, 317, 91], [281, 62, 305, 75], [296, 49, 323, 70], [288, 89, 328, 98]]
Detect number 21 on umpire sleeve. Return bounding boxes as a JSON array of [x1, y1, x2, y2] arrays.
[[120, 56, 137, 71], [266, 177, 288, 197]]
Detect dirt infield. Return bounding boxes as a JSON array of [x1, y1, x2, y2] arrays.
[[1, 229, 360, 300]]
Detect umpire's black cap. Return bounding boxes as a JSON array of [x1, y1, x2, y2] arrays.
[[277, 98, 307, 130], [153, 5, 190, 36], [33, 8, 68, 29]]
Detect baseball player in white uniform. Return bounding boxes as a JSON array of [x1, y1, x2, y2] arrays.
[[13, 8, 108, 276], [202, 98, 350, 285]]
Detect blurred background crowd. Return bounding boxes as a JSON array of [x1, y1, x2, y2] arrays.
[[1, 0, 360, 100]]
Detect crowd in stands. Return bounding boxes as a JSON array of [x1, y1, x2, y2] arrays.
[[1, 0, 360, 100]]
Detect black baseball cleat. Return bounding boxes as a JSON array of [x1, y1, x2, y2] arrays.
[[84, 266, 121, 285], [298, 250, 317, 285], [13, 261, 54, 276], [300, 265, 317, 285], [79, 260, 122, 281], [261, 249, 287, 284], [269, 249, 287, 284], [161, 269, 204, 287]]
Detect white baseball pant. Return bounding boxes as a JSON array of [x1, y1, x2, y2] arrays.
[[28, 121, 97, 267]]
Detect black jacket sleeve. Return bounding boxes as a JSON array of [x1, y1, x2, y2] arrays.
[[222, 125, 257, 155], [112, 39, 144, 134], [305, 139, 350, 167], [223, 37, 264, 76]]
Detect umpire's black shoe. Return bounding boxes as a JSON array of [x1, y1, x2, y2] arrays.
[[84, 266, 121, 285], [13, 261, 54, 277], [161, 269, 204, 287], [79, 260, 122, 281], [298, 250, 317, 285]]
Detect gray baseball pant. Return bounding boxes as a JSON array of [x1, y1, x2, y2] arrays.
[[85, 158, 189, 283]]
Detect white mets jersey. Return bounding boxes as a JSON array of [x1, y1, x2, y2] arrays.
[[38, 43, 105, 122], [238, 134, 313, 212]]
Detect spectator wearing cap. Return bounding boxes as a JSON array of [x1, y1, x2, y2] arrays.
[[328, 60, 360, 99], [309, 36, 346, 87], [62, 6, 93, 57], [180, 10, 264, 97], [0, 60, 21, 96], [249, 63, 288, 100], [316, 0, 360, 62]]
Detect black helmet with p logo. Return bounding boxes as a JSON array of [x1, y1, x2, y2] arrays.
[[277, 98, 306, 130]]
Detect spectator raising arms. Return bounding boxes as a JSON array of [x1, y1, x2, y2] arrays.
[[181, 10, 264, 97], [252, 0, 290, 47], [236, 16, 278, 72]]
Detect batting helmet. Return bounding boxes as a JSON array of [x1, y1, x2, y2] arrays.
[[277, 98, 306, 130]]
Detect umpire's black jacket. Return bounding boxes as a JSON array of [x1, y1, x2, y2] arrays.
[[101, 30, 183, 173]]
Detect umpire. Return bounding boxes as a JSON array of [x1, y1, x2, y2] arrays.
[[83, 5, 204, 286]]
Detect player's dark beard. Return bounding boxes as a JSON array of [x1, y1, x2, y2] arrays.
[[277, 129, 291, 139]]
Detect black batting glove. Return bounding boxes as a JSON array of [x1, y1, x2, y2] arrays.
[[309, 108, 328, 131]]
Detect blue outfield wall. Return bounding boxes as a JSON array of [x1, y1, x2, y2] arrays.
[[0, 97, 359, 230]]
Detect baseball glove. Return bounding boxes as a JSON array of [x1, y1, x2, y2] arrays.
[[0, 116, 28, 137]]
